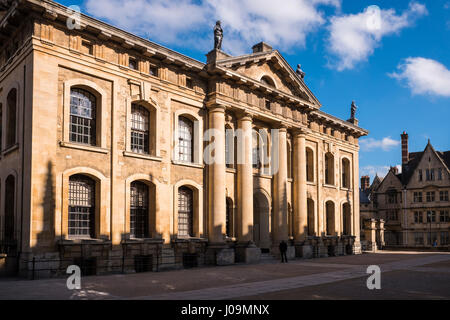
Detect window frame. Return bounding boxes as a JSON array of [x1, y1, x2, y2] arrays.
[[69, 87, 97, 146]]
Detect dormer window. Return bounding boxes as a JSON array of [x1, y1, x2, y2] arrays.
[[260, 76, 275, 88]]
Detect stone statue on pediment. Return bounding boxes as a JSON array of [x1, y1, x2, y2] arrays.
[[351, 101, 357, 119], [214, 21, 223, 50]]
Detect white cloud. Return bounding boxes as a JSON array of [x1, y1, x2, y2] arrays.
[[327, 2, 427, 71], [84, 0, 341, 55], [359, 136, 400, 151], [361, 164, 401, 179], [390, 57, 450, 97]]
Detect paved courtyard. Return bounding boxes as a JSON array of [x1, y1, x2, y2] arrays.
[[0, 251, 449, 300]]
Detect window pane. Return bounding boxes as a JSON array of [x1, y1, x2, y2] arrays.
[[70, 88, 96, 145], [178, 117, 193, 162], [130, 181, 149, 238], [178, 187, 193, 237], [69, 175, 95, 237], [131, 104, 150, 154]]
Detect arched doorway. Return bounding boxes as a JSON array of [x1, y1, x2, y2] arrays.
[[342, 203, 351, 235], [253, 190, 270, 249], [325, 200, 335, 236], [226, 197, 234, 238], [4, 175, 16, 242], [307, 198, 315, 236]]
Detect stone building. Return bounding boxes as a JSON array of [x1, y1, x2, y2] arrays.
[[0, 0, 368, 276], [361, 133, 450, 250]]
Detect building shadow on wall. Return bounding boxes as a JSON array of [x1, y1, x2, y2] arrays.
[[35, 161, 55, 252]]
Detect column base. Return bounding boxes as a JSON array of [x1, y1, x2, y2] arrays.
[[336, 243, 345, 256], [295, 244, 313, 259], [205, 244, 235, 266], [352, 241, 362, 255], [235, 244, 261, 264]]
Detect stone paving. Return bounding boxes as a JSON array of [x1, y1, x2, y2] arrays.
[[0, 251, 449, 300]]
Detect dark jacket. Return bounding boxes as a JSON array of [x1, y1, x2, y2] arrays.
[[279, 241, 288, 252]]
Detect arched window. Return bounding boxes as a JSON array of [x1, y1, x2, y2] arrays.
[[343, 203, 351, 235], [68, 174, 95, 238], [6, 88, 17, 148], [252, 130, 261, 169], [226, 197, 233, 237], [325, 201, 335, 236], [325, 152, 334, 185], [306, 148, 314, 182], [178, 186, 193, 238], [260, 76, 275, 87], [287, 142, 292, 179], [130, 181, 149, 238], [178, 116, 194, 163], [225, 126, 234, 169], [4, 175, 15, 241], [307, 198, 315, 236], [342, 158, 350, 188], [70, 88, 97, 145], [131, 104, 150, 154]]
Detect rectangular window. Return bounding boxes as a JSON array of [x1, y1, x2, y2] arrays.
[[414, 211, 423, 223], [81, 41, 93, 55], [389, 210, 398, 221], [430, 169, 435, 181], [186, 77, 194, 89], [265, 99, 271, 110], [418, 169, 422, 181], [414, 232, 424, 245], [427, 211, 436, 223], [129, 58, 137, 70], [150, 65, 158, 77], [441, 232, 449, 245], [130, 104, 150, 154], [414, 192, 423, 203], [426, 191, 435, 202], [438, 168, 443, 180], [440, 211, 450, 223], [439, 191, 449, 201]]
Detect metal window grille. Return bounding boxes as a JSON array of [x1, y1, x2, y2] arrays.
[[130, 181, 149, 238], [178, 117, 193, 162], [131, 104, 149, 154], [70, 88, 96, 145], [178, 187, 193, 238], [69, 175, 95, 238]]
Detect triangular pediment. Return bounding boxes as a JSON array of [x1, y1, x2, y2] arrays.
[[216, 50, 320, 107], [377, 170, 402, 193]]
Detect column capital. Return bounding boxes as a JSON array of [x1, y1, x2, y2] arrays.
[[236, 111, 253, 122], [292, 127, 308, 138], [207, 104, 226, 113]]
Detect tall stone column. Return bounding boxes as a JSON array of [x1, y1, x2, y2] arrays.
[[273, 126, 289, 245], [235, 113, 260, 263], [237, 113, 254, 243], [207, 105, 226, 244], [293, 131, 307, 240], [206, 105, 234, 265], [293, 131, 311, 258]]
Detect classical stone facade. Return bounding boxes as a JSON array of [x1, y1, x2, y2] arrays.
[[361, 133, 450, 250], [0, 0, 367, 276]]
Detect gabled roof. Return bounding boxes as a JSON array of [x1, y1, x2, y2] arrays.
[[215, 49, 321, 108], [402, 141, 450, 185]]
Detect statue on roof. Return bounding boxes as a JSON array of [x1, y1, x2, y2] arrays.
[[296, 64, 305, 79], [214, 21, 223, 50], [351, 101, 357, 120]]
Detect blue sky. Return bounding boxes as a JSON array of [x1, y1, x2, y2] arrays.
[[58, 0, 450, 181]]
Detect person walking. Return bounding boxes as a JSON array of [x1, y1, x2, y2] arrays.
[[279, 240, 288, 263]]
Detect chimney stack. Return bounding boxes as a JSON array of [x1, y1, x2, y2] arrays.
[[361, 176, 370, 191], [401, 131, 409, 165]]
